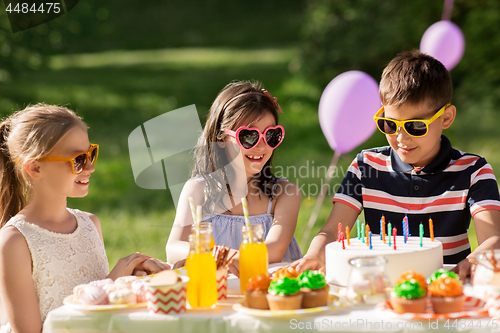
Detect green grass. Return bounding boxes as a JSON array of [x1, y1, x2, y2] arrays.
[[0, 47, 491, 268]]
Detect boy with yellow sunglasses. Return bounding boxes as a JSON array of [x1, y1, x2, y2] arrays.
[[293, 50, 500, 282]]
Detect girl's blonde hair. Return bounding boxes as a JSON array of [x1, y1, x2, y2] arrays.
[[0, 103, 87, 227]]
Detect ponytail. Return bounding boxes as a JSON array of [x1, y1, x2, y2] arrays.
[[0, 103, 85, 227], [0, 119, 25, 227]]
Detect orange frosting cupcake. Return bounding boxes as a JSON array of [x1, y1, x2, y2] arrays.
[[428, 276, 465, 313], [247, 274, 271, 291], [428, 277, 463, 297], [271, 266, 299, 281], [396, 270, 427, 290], [245, 274, 271, 310]]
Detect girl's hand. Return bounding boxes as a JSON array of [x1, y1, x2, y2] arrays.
[[136, 257, 171, 275], [108, 252, 149, 280]]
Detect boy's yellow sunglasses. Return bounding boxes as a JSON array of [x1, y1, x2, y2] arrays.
[[373, 103, 450, 137], [38, 144, 99, 174]]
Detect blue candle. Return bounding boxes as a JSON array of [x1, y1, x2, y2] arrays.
[[369, 231, 372, 250], [380, 217, 383, 240], [402, 217, 407, 243]]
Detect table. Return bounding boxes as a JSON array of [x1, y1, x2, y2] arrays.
[[42, 264, 499, 333]]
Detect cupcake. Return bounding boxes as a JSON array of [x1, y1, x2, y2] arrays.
[[397, 271, 427, 291], [390, 280, 427, 313], [297, 270, 330, 308], [428, 276, 465, 313], [271, 266, 299, 281], [427, 269, 459, 285], [245, 274, 271, 309], [266, 277, 302, 311]]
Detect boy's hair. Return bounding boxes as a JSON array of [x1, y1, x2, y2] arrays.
[[379, 50, 453, 110], [0, 104, 87, 226], [192, 80, 280, 214]]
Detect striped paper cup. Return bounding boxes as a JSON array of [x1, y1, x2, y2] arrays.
[[145, 276, 189, 314], [216, 268, 228, 301]]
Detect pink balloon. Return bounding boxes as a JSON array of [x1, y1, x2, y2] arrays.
[[318, 71, 380, 154], [420, 20, 465, 70]]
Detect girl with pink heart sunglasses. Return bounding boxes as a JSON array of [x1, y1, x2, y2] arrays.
[[167, 81, 302, 274]]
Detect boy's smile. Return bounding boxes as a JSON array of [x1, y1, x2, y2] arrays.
[[383, 103, 455, 168]]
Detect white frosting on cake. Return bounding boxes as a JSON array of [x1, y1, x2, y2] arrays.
[[325, 235, 443, 286]]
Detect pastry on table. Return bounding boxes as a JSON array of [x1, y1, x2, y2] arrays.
[[297, 270, 330, 308], [390, 280, 427, 313], [245, 274, 271, 309], [428, 276, 465, 313], [266, 277, 302, 311]]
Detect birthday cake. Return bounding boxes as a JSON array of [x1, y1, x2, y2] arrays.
[[325, 235, 443, 286]]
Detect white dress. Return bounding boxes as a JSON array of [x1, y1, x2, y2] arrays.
[[0, 208, 109, 332]]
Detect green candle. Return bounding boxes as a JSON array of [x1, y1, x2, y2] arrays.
[[388, 222, 392, 246], [362, 222, 365, 243], [419, 222, 424, 247]]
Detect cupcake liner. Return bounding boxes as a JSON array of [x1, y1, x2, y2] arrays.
[[390, 295, 427, 314], [301, 286, 329, 308], [145, 276, 188, 314], [216, 268, 228, 301], [245, 290, 269, 309], [266, 292, 303, 311], [431, 295, 465, 314]]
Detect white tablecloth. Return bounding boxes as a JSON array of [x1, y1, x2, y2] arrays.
[[41, 264, 500, 333]]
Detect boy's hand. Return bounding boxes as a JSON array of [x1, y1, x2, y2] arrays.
[[290, 255, 325, 274], [451, 257, 476, 284]]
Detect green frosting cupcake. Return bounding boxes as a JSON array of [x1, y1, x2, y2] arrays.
[[427, 269, 459, 284], [268, 277, 301, 296], [394, 280, 425, 299], [298, 270, 327, 290]]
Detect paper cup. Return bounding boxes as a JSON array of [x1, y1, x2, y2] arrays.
[[216, 268, 228, 301], [145, 276, 189, 314]]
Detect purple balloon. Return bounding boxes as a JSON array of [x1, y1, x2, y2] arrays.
[[319, 71, 380, 154], [420, 20, 465, 70]]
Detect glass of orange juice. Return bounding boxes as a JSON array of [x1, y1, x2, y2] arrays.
[[239, 224, 268, 294], [186, 233, 218, 308]]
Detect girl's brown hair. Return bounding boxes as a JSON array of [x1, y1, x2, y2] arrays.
[[0, 104, 87, 227], [192, 80, 280, 214]]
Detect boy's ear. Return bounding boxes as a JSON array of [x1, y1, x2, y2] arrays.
[[24, 160, 42, 180], [441, 104, 456, 129]]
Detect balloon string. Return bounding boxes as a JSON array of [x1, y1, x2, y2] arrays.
[[441, 0, 454, 21]]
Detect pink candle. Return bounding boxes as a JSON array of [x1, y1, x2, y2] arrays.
[[338, 223, 342, 241], [341, 231, 345, 250], [393, 227, 397, 250]]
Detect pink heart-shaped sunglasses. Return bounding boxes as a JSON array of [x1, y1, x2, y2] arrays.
[[224, 125, 285, 150]]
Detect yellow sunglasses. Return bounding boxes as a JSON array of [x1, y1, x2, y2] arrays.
[[39, 144, 99, 174], [373, 103, 450, 137]]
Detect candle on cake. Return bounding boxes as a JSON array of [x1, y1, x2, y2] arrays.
[[346, 226, 350, 246], [429, 218, 434, 241], [388, 222, 392, 246], [357, 219, 361, 239], [393, 227, 397, 250], [419, 222, 424, 247]]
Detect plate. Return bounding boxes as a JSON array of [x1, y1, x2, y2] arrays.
[[376, 296, 488, 320], [232, 296, 348, 318], [63, 295, 147, 311]]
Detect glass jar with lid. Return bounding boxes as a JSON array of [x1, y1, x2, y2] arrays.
[[346, 256, 391, 305]]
